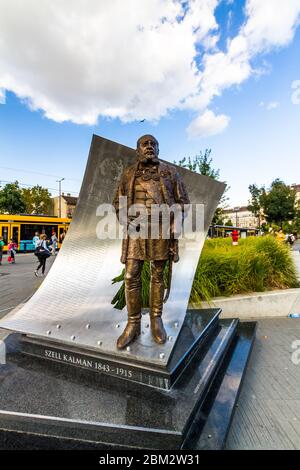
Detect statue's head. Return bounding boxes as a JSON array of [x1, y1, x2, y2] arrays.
[[136, 134, 159, 164]]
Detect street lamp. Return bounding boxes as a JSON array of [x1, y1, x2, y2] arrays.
[[56, 178, 65, 218], [233, 206, 240, 228]]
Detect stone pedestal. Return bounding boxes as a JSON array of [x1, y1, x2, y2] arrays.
[[0, 309, 256, 450], [20, 309, 220, 390]]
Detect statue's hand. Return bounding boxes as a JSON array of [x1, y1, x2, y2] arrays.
[[128, 217, 141, 232]]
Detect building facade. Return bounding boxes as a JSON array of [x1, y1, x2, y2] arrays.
[[219, 183, 300, 230], [291, 184, 300, 204], [222, 206, 260, 228], [51, 193, 78, 219]]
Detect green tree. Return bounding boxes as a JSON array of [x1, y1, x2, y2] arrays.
[[248, 183, 263, 227], [177, 149, 220, 179], [0, 181, 26, 214], [224, 219, 233, 226], [260, 179, 296, 227], [213, 207, 225, 225], [21, 185, 52, 214], [176, 148, 229, 224]]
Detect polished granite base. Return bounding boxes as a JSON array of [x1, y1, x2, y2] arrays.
[[0, 310, 256, 450], [20, 309, 220, 390], [184, 322, 256, 449]]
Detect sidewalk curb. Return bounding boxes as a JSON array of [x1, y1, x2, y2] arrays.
[[190, 288, 300, 319]]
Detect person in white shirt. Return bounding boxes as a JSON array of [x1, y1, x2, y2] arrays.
[[51, 232, 58, 255], [32, 232, 39, 249]]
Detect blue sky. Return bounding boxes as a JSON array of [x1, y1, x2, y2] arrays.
[[1, 0, 300, 206]]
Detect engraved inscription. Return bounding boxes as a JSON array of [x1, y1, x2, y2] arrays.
[[45, 350, 62, 360], [44, 348, 133, 378]]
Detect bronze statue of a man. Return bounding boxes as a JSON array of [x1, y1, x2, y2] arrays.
[[113, 135, 189, 350]]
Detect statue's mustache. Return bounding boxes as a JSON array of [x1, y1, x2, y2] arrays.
[[138, 153, 158, 163]]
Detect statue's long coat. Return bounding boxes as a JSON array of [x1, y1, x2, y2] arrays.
[[113, 161, 190, 264]]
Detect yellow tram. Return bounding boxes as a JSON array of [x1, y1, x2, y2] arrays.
[[0, 214, 71, 251]]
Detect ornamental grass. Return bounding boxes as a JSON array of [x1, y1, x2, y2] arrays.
[[111, 236, 299, 309]]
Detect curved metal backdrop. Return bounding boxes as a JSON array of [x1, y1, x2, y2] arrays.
[[0, 135, 225, 366]]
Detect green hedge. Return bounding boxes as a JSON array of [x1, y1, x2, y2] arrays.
[[111, 236, 299, 309], [191, 236, 299, 303]]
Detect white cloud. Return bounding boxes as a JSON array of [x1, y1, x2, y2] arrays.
[[187, 109, 230, 138], [0, 0, 299, 136], [185, 0, 300, 109], [242, 0, 300, 53], [259, 101, 280, 111], [0, 0, 218, 125], [0, 87, 5, 104], [266, 101, 280, 110], [260, 100, 280, 110], [181, 0, 300, 136]]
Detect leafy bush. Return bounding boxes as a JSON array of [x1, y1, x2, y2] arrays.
[[111, 236, 299, 309], [191, 236, 299, 303]]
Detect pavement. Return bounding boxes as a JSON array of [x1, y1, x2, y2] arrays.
[[1, 253, 300, 449], [0, 252, 56, 319], [227, 317, 300, 449], [228, 245, 300, 448]]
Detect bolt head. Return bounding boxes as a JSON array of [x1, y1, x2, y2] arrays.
[[159, 353, 165, 359], [71, 335, 76, 341], [86, 324, 90, 329], [168, 335, 173, 341], [97, 340, 102, 346], [126, 346, 131, 352], [56, 324, 61, 329], [174, 322, 179, 328], [46, 330, 51, 335], [116, 323, 120, 328]]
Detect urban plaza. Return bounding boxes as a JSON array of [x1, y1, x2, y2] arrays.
[[0, 0, 300, 462]]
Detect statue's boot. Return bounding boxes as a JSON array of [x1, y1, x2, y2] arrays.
[[117, 313, 141, 350], [150, 260, 167, 344], [150, 315, 167, 344], [117, 259, 143, 350]]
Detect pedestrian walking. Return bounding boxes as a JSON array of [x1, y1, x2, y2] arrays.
[[0, 236, 4, 265], [60, 231, 66, 243], [7, 239, 18, 264], [34, 234, 51, 276], [51, 231, 58, 255], [32, 232, 40, 249], [288, 233, 296, 248]]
